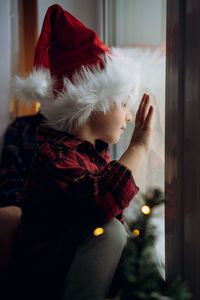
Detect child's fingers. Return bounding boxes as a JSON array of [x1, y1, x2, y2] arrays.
[[135, 94, 148, 124], [140, 95, 150, 123], [135, 94, 146, 123], [143, 105, 154, 130]]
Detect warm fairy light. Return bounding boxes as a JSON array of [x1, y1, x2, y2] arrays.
[[141, 205, 151, 215], [132, 229, 140, 237], [93, 227, 104, 236], [35, 102, 41, 112]]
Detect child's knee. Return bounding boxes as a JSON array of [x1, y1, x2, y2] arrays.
[[102, 218, 128, 250], [0, 206, 21, 271]]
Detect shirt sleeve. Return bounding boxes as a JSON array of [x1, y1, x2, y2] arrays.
[[23, 144, 139, 224], [0, 119, 24, 207]]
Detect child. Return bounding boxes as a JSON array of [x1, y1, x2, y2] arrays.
[[10, 4, 154, 300]]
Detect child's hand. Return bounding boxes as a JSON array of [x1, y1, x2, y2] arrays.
[[119, 94, 154, 175], [129, 94, 154, 152]]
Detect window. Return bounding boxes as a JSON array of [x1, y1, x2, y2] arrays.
[[103, 0, 166, 276]]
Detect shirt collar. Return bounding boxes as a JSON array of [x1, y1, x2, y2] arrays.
[[37, 125, 108, 154]]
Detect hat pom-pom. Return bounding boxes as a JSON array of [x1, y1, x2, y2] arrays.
[[14, 69, 53, 102]]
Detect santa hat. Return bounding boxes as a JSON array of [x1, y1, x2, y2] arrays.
[[14, 4, 140, 131]]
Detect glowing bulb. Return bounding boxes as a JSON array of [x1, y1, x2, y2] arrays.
[[93, 227, 104, 236], [132, 229, 140, 237], [35, 102, 41, 112], [141, 205, 151, 215]]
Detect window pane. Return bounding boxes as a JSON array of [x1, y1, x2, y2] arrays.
[[106, 0, 166, 278]]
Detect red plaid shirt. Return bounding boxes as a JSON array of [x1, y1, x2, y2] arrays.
[[14, 126, 139, 298], [20, 125, 139, 244]]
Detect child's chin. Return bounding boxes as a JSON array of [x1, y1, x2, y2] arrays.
[[101, 133, 120, 145], [107, 135, 120, 145]]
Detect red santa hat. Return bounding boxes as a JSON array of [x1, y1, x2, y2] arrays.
[[14, 4, 140, 131]]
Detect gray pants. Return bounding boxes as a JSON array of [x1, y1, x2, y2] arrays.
[[61, 218, 128, 300]]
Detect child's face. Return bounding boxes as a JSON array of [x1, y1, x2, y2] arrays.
[[90, 101, 132, 144]]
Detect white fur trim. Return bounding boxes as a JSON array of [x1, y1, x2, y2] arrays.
[[13, 49, 140, 131], [122, 47, 166, 102], [43, 49, 140, 131]]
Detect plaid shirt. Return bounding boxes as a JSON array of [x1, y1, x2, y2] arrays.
[[20, 126, 139, 243], [0, 113, 44, 207]]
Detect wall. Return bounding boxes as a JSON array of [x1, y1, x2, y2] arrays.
[[37, 0, 99, 36], [0, 0, 12, 154]]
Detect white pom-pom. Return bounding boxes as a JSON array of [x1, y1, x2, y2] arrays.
[[13, 69, 53, 102]]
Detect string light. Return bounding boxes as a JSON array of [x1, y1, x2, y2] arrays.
[[35, 102, 41, 112], [132, 229, 140, 237], [141, 205, 151, 215], [93, 227, 104, 236]]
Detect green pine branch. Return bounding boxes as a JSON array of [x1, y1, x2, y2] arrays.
[[115, 189, 191, 300]]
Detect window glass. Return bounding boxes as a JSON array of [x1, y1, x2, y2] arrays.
[[107, 0, 166, 277]]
